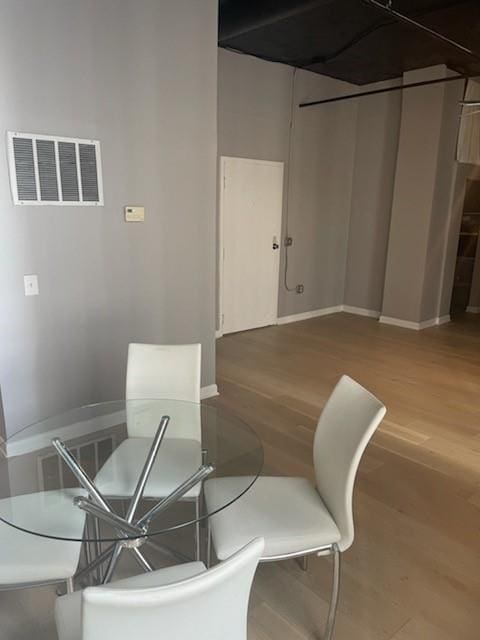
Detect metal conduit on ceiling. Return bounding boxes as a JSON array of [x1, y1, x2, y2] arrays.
[[219, 1, 480, 87], [299, 0, 480, 107]]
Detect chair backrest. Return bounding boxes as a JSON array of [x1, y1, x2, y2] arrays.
[[125, 343, 201, 440], [126, 398, 201, 440], [126, 343, 201, 403], [313, 375, 386, 552], [81, 538, 264, 640]]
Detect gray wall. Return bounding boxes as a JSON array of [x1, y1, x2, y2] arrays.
[[282, 71, 358, 316], [218, 49, 292, 163], [0, 0, 218, 435], [217, 50, 292, 325], [218, 50, 404, 318], [218, 53, 473, 329], [381, 66, 461, 323], [218, 49, 358, 318], [344, 79, 402, 313]]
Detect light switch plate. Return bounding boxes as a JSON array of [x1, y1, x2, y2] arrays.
[[125, 206, 145, 222], [24, 274, 39, 296]]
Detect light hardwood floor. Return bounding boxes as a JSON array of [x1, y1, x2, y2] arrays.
[[2, 312, 480, 639], [209, 312, 480, 640]]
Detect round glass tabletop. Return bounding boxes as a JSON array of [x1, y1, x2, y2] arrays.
[[0, 399, 263, 544]]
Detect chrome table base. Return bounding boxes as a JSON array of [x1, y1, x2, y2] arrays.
[[52, 415, 214, 585]]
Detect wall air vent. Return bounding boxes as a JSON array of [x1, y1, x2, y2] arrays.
[[7, 131, 104, 206]]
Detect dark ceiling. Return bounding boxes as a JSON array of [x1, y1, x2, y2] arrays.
[[218, 0, 480, 85]]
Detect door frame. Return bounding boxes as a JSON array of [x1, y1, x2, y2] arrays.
[[218, 156, 284, 337]]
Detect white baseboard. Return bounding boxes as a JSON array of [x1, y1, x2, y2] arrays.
[[277, 306, 343, 325], [277, 305, 382, 325], [418, 318, 439, 330], [215, 329, 223, 339], [226, 306, 450, 333], [200, 384, 219, 400], [379, 316, 421, 330], [379, 315, 451, 330], [466, 306, 480, 314], [341, 305, 380, 318]]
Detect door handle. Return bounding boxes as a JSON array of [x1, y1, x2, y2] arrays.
[[272, 242, 279, 250]]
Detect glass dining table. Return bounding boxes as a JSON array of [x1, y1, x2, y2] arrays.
[[0, 399, 263, 584]]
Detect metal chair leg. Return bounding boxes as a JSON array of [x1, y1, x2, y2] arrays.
[[296, 555, 308, 571], [206, 519, 212, 568], [323, 545, 341, 640], [102, 543, 123, 584], [130, 547, 154, 572], [195, 495, 201, 560], [66, 577, 74, 594], [83, 516, 92, 568], [93, 517, 103, 583]]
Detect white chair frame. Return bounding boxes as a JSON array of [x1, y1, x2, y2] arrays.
[[93, 343, 204, 571], [205, 375, 386, 640]]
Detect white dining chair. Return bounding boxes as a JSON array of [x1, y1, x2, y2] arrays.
[[55, 537, 264, 640], [95, 343, 203, 560], [204, 375, 386, 640], [0, 489, 86, 593]]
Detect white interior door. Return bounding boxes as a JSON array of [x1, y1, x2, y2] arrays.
[[220, 157, 283, 335]]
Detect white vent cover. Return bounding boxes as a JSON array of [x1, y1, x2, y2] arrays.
[[7, 131, 104, 206]]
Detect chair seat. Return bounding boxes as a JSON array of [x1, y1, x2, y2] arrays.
[[55, 561, 206, 640], [0, 489, 86, 585], [95, 437, 202, 499], [204, 476, 341, 560]]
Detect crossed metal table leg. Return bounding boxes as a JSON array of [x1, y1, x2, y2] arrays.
[[52, 415, 214, 584]]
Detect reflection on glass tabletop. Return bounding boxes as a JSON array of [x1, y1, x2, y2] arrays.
[[0, 399, 263, 543]]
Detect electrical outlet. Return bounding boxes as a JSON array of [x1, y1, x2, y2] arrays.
[[296, 284, 304, 294], [285, 236, 293, 247]]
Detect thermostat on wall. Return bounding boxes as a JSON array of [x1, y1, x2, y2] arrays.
[[125, 206, 145, 222]]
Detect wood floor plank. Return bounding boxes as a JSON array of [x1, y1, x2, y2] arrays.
[[215, 312, 480, 639], [389, 616, 455, 640], [379, 419, 431, 445], [249, 600, 309, 640]]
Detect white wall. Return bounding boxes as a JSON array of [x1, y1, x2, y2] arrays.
[[0, 0, 218, 435]]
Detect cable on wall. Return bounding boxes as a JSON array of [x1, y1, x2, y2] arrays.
[[283, 67, 298, 292]]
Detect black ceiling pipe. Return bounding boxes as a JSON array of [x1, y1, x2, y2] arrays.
[[299, 73, 467, 108]]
